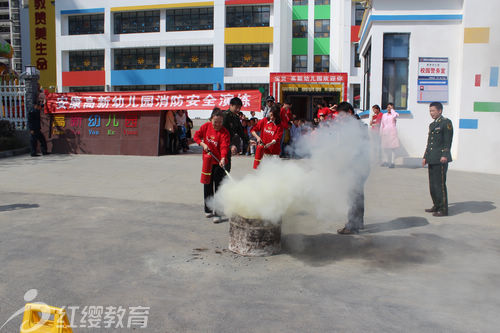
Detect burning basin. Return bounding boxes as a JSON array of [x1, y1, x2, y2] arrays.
[[229, 215, 281, 256]]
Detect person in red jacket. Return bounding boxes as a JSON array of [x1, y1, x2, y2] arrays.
[[280, 100, 292, 157], [250, 105, 284, 169], [194, 108, 230, 223]]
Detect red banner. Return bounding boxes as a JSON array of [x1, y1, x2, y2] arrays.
[[46, 90, 262, 114]]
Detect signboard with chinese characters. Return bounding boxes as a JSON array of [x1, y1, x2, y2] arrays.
[[417, 57, 448, 103], [269, 72, 348, 102], [45, 90, 262, 114], [30, 0, 57, 89]]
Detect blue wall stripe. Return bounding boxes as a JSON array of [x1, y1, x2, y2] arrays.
[[360, 14, 463, 47], [489, 67, 499, 87], [61, 8, 105, 15], [111, 68, 225, 86], [459, 119, 478, 129]]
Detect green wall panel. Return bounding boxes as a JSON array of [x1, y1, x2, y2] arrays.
[[292, 5, 308, 20], [292, 38, 308, 55], [314, 38, 330, 55], [314, 5, 330, 19], [474, 102, 500, 112]]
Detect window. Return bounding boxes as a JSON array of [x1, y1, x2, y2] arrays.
[[226, 6, 270, 27], [382, 33, 409, 109], [68, 14, 104, 35], [166, 46, 213, 68], [353, 43, 360, 67], [292, 55, 307, 72], [114, 11, 160, 34], [363, 44, 371, 110], [226, 45, 269, 68], [314, 55, 329, 72], [315, 0, 329, 4], [352, 84, 360, 109], [355, 3, 364, 26], [70, 86, 105, 92], [114, 85, 160, 91], [166, 7, 213, 31], [293, 20, 308, 38], [314, 19, 329, 38], [293, 0, 308, 5], [114, 48, 160, 70], [69, 50, 104, 71]]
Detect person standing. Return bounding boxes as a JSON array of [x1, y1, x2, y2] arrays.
[[175, 110, 188, 152], [336, 102, 370, 235], [422, 102, 453, 217], [163, 110, 177, 154], [379, 102, 400, 168], [369, 104, 383, 163], [194, 108, 230, 223], [28, 102, 48, 157], [223, 97, 249, 172], [262, 96, 275, 119], [250, 105, 283, 169]]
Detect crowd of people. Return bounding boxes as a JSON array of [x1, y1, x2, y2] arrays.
[[162, 110, 194, 154]]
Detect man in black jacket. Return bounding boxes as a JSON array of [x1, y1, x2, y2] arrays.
[[27, 102, 48, 157], [222, 97, 249, 172]]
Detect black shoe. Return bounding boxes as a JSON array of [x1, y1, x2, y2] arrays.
[[425, 207, 437, 213], [432, 211, 448, 217], [42, 152, 50, 155], [31, 153, 40, 157]]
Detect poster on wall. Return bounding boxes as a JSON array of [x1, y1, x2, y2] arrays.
[[417, 57, 448, 103]]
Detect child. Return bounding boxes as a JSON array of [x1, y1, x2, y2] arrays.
[[250, 105, 283, 169], [193, 108, 230, 223]]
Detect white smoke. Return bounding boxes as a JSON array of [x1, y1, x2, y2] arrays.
[[210, 116, 371, 225]]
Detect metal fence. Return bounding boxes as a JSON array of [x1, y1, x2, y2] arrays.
[[0, 79, 27, 129]]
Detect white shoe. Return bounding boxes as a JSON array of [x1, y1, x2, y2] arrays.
[[213, 216, 222, 223], [205, 212, 215, 218]]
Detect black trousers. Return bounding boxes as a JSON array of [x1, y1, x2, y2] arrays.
[[346, 176, 367, 231], [30, 129, 47, 155], [428, 163, 448, 214], [163, 129, 178, 154], [204, 164, 226, 214]]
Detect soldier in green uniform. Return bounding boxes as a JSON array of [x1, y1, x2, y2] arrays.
[[422, 102, 453, 216]]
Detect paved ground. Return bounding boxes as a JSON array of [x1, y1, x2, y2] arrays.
[[0, 150, 499, 333]]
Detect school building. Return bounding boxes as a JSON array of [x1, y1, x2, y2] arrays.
[[358, 0, 499, 174], [23, 0, 363, 120]]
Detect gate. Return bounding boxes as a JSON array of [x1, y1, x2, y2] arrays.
[[0, 79, 27, 129]]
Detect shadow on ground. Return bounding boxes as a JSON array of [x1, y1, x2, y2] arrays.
[[0, 204, 39, 212], [448, 201, 496, 216], [363, 216, 429, 234], [282, 216, 466, 269]]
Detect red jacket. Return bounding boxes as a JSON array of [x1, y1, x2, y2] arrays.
[[280, 107, 292, 129], [251, 118, 283, 155], [317, 107, 331, 117], [371, 112, 383, 130], [194, 122, 230, 165]]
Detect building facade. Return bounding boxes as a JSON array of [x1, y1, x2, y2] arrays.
[[52, 0, 362, 118], [358, 0, 500, 174], [0, 0, 22, 72]]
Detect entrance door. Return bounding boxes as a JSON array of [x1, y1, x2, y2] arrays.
[[288, 95, 308, 120]]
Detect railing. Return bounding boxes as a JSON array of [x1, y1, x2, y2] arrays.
[[0, 79, 27, 129]]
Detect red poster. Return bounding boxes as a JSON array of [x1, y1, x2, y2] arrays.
[[46, 90, 262, 114]]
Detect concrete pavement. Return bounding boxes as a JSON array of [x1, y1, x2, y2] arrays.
[[0, 151, 499, 332]]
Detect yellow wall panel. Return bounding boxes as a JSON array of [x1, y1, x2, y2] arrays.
[[225, 27, 274, 44], [464, 27, 490, 43]]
